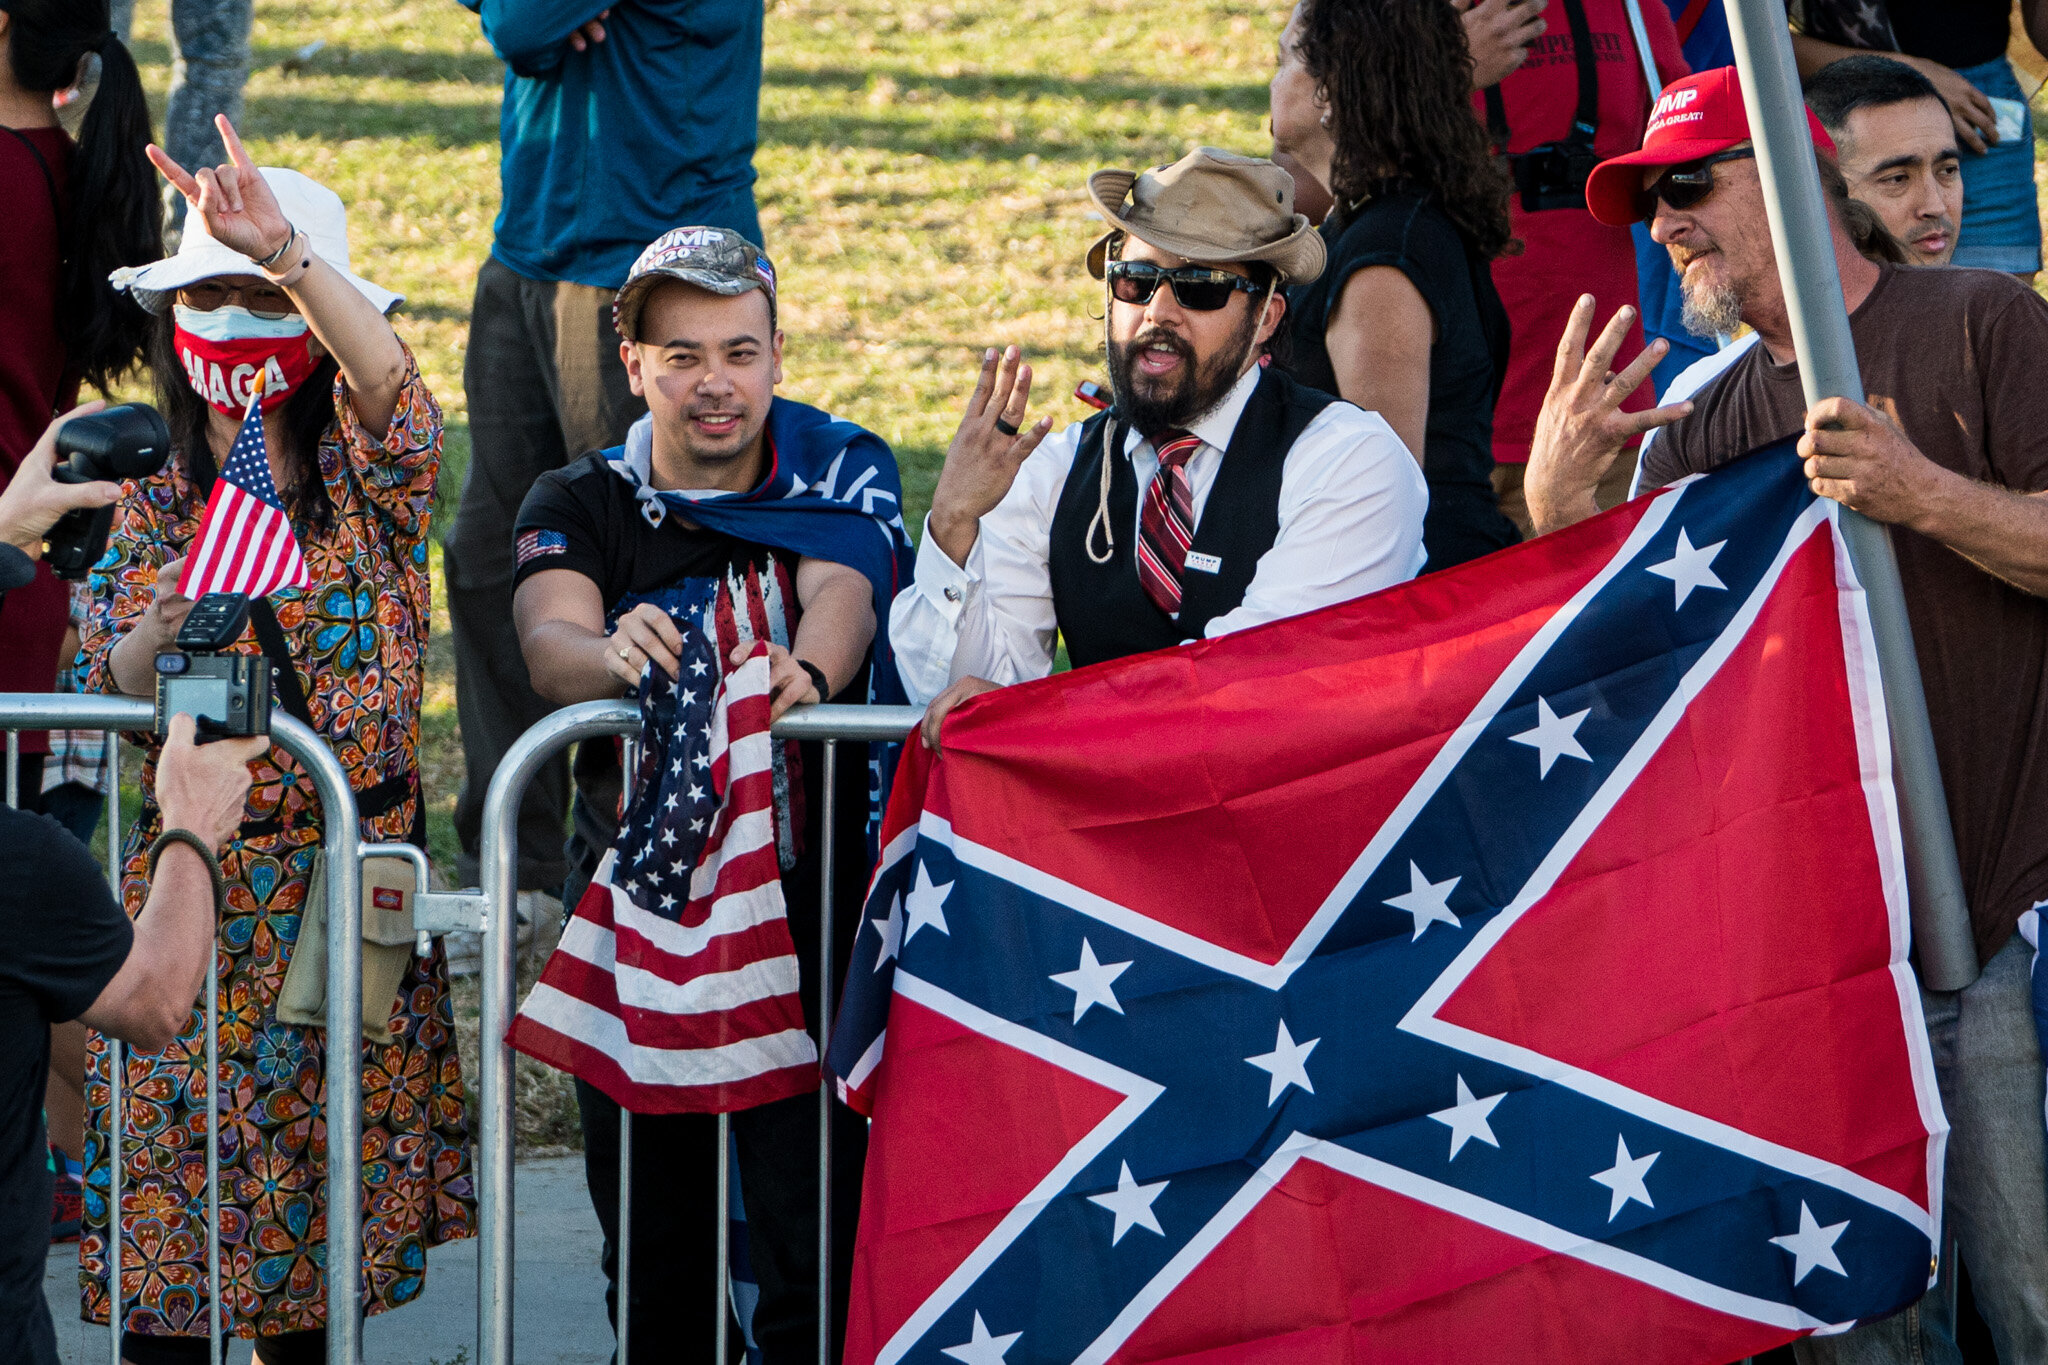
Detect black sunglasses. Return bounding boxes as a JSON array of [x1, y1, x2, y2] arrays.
[[1642, 147, 1756, 216], [1105, 260, 1266, 312]]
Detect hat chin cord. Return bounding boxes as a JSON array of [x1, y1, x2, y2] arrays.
[[1087, 418, 1118, 564], [1086, 277, 1276, 568]]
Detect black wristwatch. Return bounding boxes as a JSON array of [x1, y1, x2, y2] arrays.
[[795, 658, 831, 702]]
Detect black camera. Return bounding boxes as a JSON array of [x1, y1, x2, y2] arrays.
[[155, 592, 271, 742], [1509, 134, 1599, 214], [45, 404, 172, 579]]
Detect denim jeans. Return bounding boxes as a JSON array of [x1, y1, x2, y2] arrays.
[[1948, 57, 2043, 275], [1796, 936, 2048, 1364], [39, 780, 103, 847]]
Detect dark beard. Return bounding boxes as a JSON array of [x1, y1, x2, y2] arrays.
[[1106, 305, 1262, 438]]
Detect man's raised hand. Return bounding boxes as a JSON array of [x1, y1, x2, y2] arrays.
[[928, 346, 1053, 568], [1525, 296, 1691, 536], [146, 115, 293, 264]]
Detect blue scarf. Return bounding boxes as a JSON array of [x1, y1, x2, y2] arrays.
[[607, 397, 914, 705], [605, 398, 918, 827]]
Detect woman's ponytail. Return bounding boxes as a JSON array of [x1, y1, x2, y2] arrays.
[[6, 0, 161, 393]]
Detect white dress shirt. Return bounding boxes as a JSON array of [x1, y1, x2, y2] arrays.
[[890, 364, 1429, 706]]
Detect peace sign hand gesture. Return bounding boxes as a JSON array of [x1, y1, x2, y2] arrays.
[[146, 114, 294, 265]]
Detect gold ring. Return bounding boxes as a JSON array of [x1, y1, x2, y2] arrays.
[[618, 647, 633, 661]]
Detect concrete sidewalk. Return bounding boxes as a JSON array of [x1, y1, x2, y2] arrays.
[[45, 1156, 612, 1365]]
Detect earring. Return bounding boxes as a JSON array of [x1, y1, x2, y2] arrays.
[[1319, 111, 1330, 128]]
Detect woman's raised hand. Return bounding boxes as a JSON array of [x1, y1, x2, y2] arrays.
[[146, 115, 293, 264]]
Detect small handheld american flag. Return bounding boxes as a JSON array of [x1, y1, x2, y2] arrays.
[[179, 372, 310, 599]]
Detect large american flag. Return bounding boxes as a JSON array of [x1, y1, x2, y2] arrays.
[[178, 377, 309, 599], [509, 633, 820, 1113]]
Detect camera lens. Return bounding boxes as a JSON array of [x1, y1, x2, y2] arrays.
[[56, 404, 173, 482]]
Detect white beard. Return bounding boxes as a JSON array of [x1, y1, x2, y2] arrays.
[[1679, 277, 1744, 339]]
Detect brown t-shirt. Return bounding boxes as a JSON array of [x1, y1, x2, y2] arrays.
[[1643, 265, 2048, 964]]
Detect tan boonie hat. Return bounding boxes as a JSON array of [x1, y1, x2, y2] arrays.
[[1086, 147, 1324, 286]]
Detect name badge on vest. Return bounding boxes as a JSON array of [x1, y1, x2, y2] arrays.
[[1185, 550, 1222, 575]]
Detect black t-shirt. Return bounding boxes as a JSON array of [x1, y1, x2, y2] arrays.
[[0, 809, 131, 1365], [1885, 0, 2010, 71], [1284, 187, 1520, 572], [514, 452, 801, 619], [515, 452, 874, 1019]]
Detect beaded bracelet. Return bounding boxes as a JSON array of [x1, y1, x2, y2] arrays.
[[147, 828, 228, 916]]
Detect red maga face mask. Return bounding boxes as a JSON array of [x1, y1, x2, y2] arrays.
[[171, 305, 319, 416]]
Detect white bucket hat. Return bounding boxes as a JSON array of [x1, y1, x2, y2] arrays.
[[110, 167, 402, 316]]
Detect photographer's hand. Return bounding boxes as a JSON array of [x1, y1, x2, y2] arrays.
[[154, 712, 266, 853], [0, 402, 118, 558]]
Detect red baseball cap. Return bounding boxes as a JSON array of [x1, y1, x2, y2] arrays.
[[1583, 66, 1837, 227]]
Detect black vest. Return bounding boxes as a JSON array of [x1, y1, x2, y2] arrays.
[[1048, 367, 1336, 669]]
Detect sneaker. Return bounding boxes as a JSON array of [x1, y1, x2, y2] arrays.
[[443, 890, 549, 978], [49, 1144, 81, 1243]]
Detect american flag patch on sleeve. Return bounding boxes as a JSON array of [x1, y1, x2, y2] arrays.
[[516, 528, 569, 566]]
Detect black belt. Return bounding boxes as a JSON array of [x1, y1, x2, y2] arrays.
[[236, 770, 419, 843]]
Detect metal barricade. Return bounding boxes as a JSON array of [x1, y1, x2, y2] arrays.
[[0, 694, 364, 1365], [473, 700, 922, 1365]]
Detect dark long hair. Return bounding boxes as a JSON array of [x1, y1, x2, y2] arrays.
[[148, 313, 340, 537], [1294, 0, 1516, 260], [1817, 151, 1909, 265], [6, 0, 162, 392]]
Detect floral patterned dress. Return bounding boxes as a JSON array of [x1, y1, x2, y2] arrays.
[[74, 348, 475, 1344]]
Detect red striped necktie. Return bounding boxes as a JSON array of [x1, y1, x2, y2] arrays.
[[1136, 429, 1202, 617]]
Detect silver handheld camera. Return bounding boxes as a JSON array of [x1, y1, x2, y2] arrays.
[[154, 593, 271, 742]]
